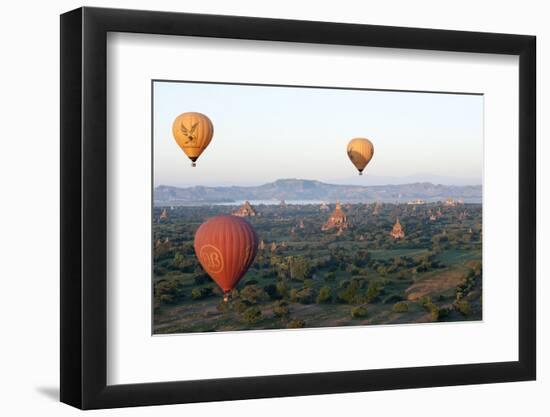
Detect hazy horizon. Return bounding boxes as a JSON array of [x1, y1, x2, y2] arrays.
[[153, 81, 483, 188], [155, 175, 483, 189]]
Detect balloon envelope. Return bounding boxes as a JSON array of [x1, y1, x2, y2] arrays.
[[194, 215, 258, 294], [172, 112, 214, 165], [347, 138, 374, 175]]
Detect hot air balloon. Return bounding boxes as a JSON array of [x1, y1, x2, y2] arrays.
[[172, 112, 214, 167], [194, 215, 258, 301], [347, 138, 374, 175]]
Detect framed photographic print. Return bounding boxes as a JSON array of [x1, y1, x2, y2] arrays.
[[60, 6, 536, 410]]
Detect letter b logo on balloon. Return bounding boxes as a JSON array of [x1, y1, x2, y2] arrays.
[[199, 245, 224, 274], [194, 215, 258, 296]]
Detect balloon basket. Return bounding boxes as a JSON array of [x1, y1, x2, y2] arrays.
[[191, 162, 196, 167], [358, 171, 363, 176], [223, 293, 230, 303]]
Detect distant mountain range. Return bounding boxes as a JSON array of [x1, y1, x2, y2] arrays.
[[154, 178, 482, 205]]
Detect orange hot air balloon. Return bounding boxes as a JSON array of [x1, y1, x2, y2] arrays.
[[194, 215, 258, 301], [347, 138, 374, 175], [172, 112, 214, 167]]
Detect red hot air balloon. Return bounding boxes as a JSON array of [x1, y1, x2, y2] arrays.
[[194, 215, 259, 301]]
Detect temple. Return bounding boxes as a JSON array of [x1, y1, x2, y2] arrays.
[[407, 199, 426, 205], [443, 197, 465, 207], [322, 202, 350, 231], [390, 218, 405, 239], [159, 208, 168, 222], [232, 200, 257, 217]]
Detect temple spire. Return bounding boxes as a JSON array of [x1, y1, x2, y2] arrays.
[[232, 200, 257, 217], [390, 218, 405, 239], [322, 201, 350, 232]]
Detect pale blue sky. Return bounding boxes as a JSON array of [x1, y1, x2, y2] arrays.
[[153, 81, 483, 187]]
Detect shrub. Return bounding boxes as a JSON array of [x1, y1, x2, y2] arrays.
[[457, 300, 471, 316], [216, 300, 230, 312], [242, 307, 262, 324], [159, 294, 175, 304], [295, 287, 315, 304], [351, 306, 368, 318], [417, 296, 440, 320], [419, 295, 432, 307], [338, 279, 350, 289], [424, 302, 439, 321], [239, 285, 268, 304], [350, 276, 367, 289], [392, 301, 409, 313], [465, 290, 480, 301], [263, 283, 280, 300], [364, 281, 382, 303], [438, 307, 450, 319], [273, 301, 290, 318], [287, 319, 306, 329], [303, 279, 315, 288], [428, 305, 440, 321], [289, 256, 311, 280], [383, 293, 403, 304], [376, 266, 387, 276], [231, 300, 248, 313], [337, 280, 361, 304], [316, 286, 332, 303], [276, 281, 289, 299], [191, 286, 213, 300]]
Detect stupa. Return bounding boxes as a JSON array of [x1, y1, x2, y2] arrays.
[[159, 208, 168, 222], [322, 202, 350, 231], [390, 218, 405, 239], [232, 200, 257, 217]]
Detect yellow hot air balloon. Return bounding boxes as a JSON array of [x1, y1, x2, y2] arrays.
[[172, 112, 214, 167], [347, 138, 374, 175]]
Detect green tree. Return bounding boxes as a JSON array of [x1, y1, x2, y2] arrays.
[[316, 286, 332, 303], [288, 256, 311, 281], [273, 300, 290, 318], [287, 319, 306, 329], [365, 281, 382, 303], [351, 305, 368, 318], [191, 286, 213, 300], [242, 307, 262, 324], [239, 285, 268, 304], [392, 301, 409, 313]]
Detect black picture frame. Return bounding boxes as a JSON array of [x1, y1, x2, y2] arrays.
[[60, 6, 536, 410]]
